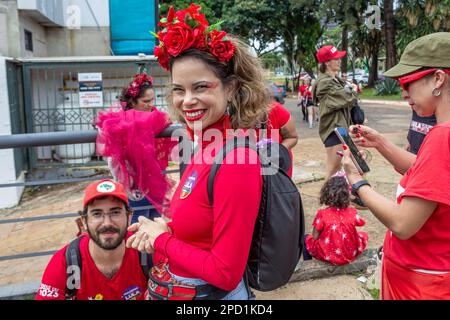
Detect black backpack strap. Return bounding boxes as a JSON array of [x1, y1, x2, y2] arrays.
[[65, 235, 85, 300], [139, 252, 153, 279], [207, 137, 255, 206]]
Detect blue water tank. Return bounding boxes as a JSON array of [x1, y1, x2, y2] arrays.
[[109, 0, 158, 55]]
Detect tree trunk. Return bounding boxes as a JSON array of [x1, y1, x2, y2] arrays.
[[368, 52, 378, 87], [368, 30, 381, 87], [384, 0, 397, 70], [341, 24, 349, 75], [350, 47, 356, 80]]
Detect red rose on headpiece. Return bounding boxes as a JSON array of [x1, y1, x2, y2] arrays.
[[208, 30, 235, 62], [155, 45, 170, 70], [185, 4, 209, 26], [192, 25, 207, 51], [165, 22, 195, 57], [126, 74, 154, 97], [153, 5, 235, 70]]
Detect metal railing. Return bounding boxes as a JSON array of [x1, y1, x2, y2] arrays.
[[0, 124, 186, 261]]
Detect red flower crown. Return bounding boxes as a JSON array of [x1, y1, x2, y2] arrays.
[[152, 4, 236, 71], [126, 73, 153, 98]]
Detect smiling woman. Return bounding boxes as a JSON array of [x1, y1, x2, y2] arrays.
[[171, 57, 229, 129], [126, 5, 270, 301]]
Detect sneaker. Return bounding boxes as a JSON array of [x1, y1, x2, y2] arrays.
[[351, 195, 369, 210]]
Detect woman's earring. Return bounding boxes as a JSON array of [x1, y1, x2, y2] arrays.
[[225, 101, 232, 115], [432, 88, 441, 97]]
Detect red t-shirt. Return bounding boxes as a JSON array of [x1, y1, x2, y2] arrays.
[[35, 234, 147, 300], [258, 102, 293, 176], [266, 102, 291, 143], [299, 84, 308, 96], [306, 86, 313, 99], [384, 122, 450, 271], [305, 206, 368, 265], [153, 121, 262, 291]]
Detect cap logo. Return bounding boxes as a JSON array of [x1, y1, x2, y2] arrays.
[[96, 181, 116, 193], [330, 47, 337, 53]]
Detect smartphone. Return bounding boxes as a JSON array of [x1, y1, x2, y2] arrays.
[[334, 127, 370, 174]]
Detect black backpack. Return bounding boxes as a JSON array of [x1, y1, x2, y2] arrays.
[[208, 137, 305, 291], [64, 235, 153, 299]]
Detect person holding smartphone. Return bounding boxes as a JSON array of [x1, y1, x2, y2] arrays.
[[312, 45, 358, 180], [341, 32, 450, 300]]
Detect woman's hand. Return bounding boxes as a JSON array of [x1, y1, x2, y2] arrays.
[[126, 230, 154, 253], [126, 216, 170, 253], [340, 145, 364, 185], [349, 125, 383, 149]]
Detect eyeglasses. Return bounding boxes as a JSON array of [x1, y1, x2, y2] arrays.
[[87, 209, 126, 223], [398, 68, 450, 91]]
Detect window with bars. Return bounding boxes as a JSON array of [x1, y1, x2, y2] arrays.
[[24, 29, 33, 52]]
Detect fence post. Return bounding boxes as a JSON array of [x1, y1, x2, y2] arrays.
[[0, 58, 25, 208]]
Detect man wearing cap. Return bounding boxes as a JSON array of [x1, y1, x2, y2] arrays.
[[36, 179, 148, 300], [340, 32, 450, 300], [312, 45, 359, 180]]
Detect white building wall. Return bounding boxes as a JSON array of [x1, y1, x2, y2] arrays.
[[0, 58, 25, 208], [19, 13, 48, 57], [0, 6, 9, 56], [17, 0, 65, 26], [65, 0, 110, 27]]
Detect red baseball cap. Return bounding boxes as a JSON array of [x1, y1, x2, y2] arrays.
[[316, 45, 346, 63], [83, 179, 129, 208]]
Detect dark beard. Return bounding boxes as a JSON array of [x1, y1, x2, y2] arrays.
[[87, 225, 127, 251]]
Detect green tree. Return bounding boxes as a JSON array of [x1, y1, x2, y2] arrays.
[[222, 0, 280, 56], [260, 51, 285, 71], [384, 0, 397, 70], [225, 0, 323, 88], [159, 1, 224, 24], [277, 0, 322, 87], [350, 1, 383, 88], [396, 0, 450, 54], [319, 0, 367, 74]]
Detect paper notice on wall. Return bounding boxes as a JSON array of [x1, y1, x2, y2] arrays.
[[78, 73, 103, 107]]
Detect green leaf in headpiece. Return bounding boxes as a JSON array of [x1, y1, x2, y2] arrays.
[[150, 31, 159, 39], [206, 20, 224, 33]]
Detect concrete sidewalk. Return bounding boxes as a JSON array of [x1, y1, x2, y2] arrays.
[[361, 99, 408, 107]]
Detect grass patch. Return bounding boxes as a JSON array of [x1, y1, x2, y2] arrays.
[[359, 87, 403, 101], [366, 288, 380, 300]]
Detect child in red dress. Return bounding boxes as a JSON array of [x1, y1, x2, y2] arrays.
[[304, 175, 368, 265]]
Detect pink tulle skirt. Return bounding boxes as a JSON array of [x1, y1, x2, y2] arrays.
[[95, 106, 176, 216]]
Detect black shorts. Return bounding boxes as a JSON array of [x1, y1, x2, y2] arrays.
[[323, 132, 341, 147]]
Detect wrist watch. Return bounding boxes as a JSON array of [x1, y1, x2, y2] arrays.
[[351, 180, 371, 196]]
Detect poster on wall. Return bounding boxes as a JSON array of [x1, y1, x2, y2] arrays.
[[78, 73, 103, 108]]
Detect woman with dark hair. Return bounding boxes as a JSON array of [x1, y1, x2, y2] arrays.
[[126, 5, 269, 300], [119, 73, 155, 112], [96, 74, 174, 224], [303, 174, 368, 265]]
